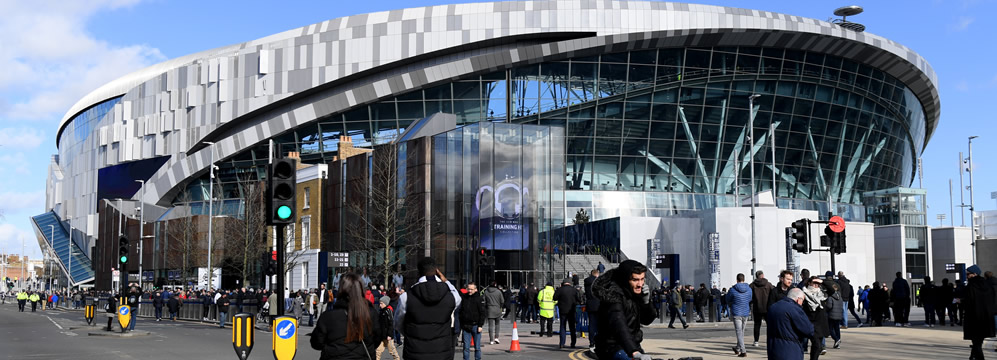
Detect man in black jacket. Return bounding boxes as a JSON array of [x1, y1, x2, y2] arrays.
[[592, 260, 657, 360], [553, 280, 582, 349], [836, 271, 860, 328], [459, 283, 486, 360], [891, 272, 911, 326], [394, 257, 461, 360], [583, 269, 601, 353], [962, 265, 995, 359]]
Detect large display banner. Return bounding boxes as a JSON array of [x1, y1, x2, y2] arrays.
[[473, 124, 531, 251]]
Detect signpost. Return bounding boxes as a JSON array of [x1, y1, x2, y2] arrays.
[[708, 232, 720, 289], [328, 252, 350, 268], [272, 316, 297, 360], [232, 313, 255, 360], [117, 304, 131, 333]]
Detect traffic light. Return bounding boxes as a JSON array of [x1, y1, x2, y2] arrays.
[[264, 251, 277, 276], [118, 236, 130, 264], [477, 247, 488, 266], [791, 219, 810, 253], [829, 229, 847, 254], [266, 157, 297, 225]]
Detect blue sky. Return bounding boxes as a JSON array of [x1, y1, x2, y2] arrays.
[[0, 0, 994, 259]]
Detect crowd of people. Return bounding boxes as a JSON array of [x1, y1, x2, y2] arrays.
[[4, 260, 996, 360]]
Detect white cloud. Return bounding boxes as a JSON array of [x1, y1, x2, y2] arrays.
[[0, 0, 164, 122], [0, 191, 46, 213], [0, 127, 45, 149], [950, 16, 974, 32], [0, 152, 33, 175], [0, 223, 39, 258]]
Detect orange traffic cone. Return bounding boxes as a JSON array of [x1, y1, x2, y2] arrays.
[[509, 321, 522, 352]]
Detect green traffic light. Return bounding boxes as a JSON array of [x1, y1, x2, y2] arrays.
[[120, 256, 128, 263], [277, 205, 292, 219]]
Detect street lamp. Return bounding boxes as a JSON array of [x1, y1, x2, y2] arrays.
[[47, 225, 54, 291], [968, 135, 979, 264], [204, 141, 217, 291], [135, 179, 145, 290], [747, 94, 761, 278]]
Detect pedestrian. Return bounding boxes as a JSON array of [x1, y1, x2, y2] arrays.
[[962, 265, 996, 359], [836, 271, 861, 328], [987, 271, 997, 336], [527, 283, 540, 323], [167, 294, 181, 321], [202, 290, 212, 321], [891, 272, 911, 327], [920, 276, 937, 328], [217, 292, 230, 328], [726, 273, 752, 357], [584, 269, 602, 353], [375, 296, 402, 360], [16, 290, 27, 312], [458, 282, 486, 360], [393, 257, 461, 360], [694, 284, 709, 322], [502, 285, 514, 320], [750, 271, 775, 347], [801, 277, 829, 358], [766, 288, 815, 360], [267, 291, 279, 331], [482, 281, 504, 345], [825, 282, 843, 349], [936, 278, 953, 326], [29, 291, 39, 312], [310, 273, 383, 360], [591, 260, 657, 360], [537, 282, 556, 337], [553, 280, 582, 349], [291, 291, 304, 323], [868, 282, 889, 326], [153, 291, 164, 321], [597, 261, 606, 274], [667, 282, 688, 329], [711, 285, 722, 321]]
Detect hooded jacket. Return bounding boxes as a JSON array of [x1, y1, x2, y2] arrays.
[[749, 278, 774, 314], [726, 283, 752, 317], [482, 286, 504, 319], [394, 276, 461, 360], [592, 262, 657, 360]]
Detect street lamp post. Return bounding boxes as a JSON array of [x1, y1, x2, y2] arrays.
[[48, 225, 54, 291], [968, 136, 979, 264], [747, 94, 761, 278], [204, 142, 216, 291], [135, 180, 145, 290]]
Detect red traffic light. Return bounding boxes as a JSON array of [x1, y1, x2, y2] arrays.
[[479, 248, 485, 255], [271, 250, 277, 261], [828, 216, 846, 233]]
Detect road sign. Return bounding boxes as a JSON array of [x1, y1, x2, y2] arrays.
[[328, 252, 350, 268], [84, 304, 95, 325], [117, 305, 131, 332], [232, 313, 255, 360], [828, 216, 845, 233], [272, 316, 297, 360]]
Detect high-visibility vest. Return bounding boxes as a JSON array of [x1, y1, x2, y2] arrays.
[[17, 292, 27, 300], [29, 294, 40, 302], [537, 286, 556, 318]]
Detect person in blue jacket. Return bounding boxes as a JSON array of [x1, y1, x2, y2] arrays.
[[725, 273, 752, 357], [766, 288, 814, 360]]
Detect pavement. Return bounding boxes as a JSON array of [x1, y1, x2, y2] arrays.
[[0, 302, 993, 359]]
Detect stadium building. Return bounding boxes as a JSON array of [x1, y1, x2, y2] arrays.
[[36, 1, 939, 289]]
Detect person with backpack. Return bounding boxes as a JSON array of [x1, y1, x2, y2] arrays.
[[375, 296, 401, 360], [310, 273, 384, 360]]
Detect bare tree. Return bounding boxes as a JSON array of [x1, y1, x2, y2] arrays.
[[166, 190, 199, 287], [224, 178, 269, 287], [346, 142, 426, 286]]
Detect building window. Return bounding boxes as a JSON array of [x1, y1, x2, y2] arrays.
[[286, 223, 295, 251], [302, 261, 309, 290], [303, 187, 310, 209], [301, 216, 311, 249]]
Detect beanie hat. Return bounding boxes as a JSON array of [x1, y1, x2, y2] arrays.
[[967, 264, 982, 276], [379, 296, 390, 306], [824, 271, 834, 277]]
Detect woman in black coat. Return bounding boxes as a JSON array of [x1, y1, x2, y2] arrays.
[[962, 266, 996, 359], [801, 277, 830, 359], [311, 273, 384, 360]]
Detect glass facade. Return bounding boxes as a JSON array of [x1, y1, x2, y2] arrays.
[[183, 46, 927, 224], [430, 123, 563, 282], [58, 97, 122, 172], [863, 187, 929, 279]]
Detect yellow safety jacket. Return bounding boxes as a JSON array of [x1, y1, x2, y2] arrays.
[[16, 292, 27, 300], [29, 294, 40, 302], [538, 286, 556, 318]]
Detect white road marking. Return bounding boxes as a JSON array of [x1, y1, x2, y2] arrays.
[[46, 316, 64, 330]]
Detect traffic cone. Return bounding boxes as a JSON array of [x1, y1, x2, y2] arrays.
[[509, 321, 522, 352]]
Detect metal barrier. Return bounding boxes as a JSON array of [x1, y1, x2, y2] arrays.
[[81, 297, 261, 325]]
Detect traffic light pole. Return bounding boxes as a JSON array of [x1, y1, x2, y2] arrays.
[[276, 224, 285, 317]]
